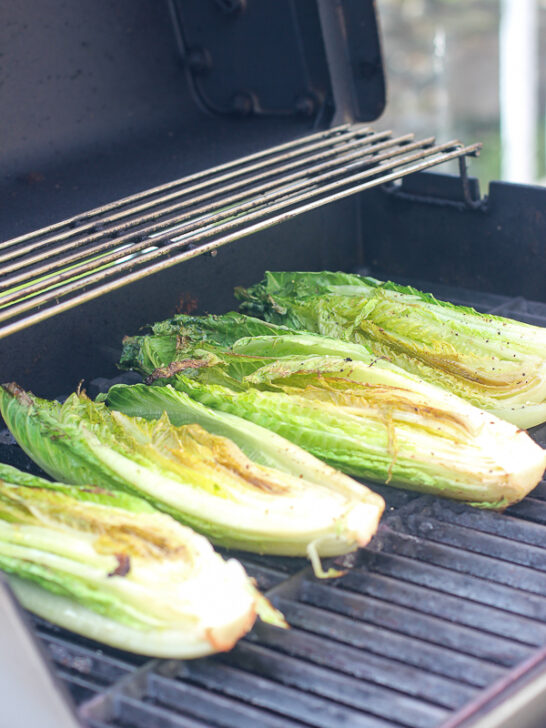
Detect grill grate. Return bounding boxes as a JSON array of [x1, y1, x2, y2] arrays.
[[0, 125, 480, 340], [1, 282, 544, 728], [74, 471, 546, 728], [73, 475, 546, 728]]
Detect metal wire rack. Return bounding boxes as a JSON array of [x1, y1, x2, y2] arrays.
[[0, 124, 481, 340]]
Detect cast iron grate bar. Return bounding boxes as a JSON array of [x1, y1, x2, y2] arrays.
[[57, 673, 102, 705], [180, 658, 411, 728], [386, 498, 546, 572], [244, 621, 476, 710], [357, 545, 546, 617], [530, 481, 546, 500], [0, 124, 480, 340], [146, 672, 307, 728], [271, 598, 505, 688], [101, 696, 215, 728], [367, 525, 546, 599], [219, 641, 448, 726], [155, 667, 393, 728], [336, 570, 546, 646], [507, 497, 546, 524], [38, 632, 134, 688], [395, 506, 546, 572], [298, 580, 532, 668], [401, 497, 546, 550]]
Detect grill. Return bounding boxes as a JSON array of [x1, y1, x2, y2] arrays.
[[0, 125, 479, 340], [1, 2, 545, 727]]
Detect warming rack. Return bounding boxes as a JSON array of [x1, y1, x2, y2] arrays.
[[0, 123, 480, 340]]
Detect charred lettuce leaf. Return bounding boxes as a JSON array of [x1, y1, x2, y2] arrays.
[[0, 462, 266, 657], [0, 383, 383, 569], [118, 314, 546, 509], [236, 271, 546, 428]]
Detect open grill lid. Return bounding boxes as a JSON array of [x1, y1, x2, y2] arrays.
[[0, 0, 480, 346], [1, 0, 387, 243]]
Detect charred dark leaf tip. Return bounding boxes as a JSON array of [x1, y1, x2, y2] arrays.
[[1, 382, 33, 406], [108, 553, 131, 578], [176, 335, 190, 352], [145, 359, 208, 384]]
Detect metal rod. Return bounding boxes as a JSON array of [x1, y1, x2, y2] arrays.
[[0, 127, 389, 274], [0, 137, 447, 305], [0, 124, 362, 255], [0, 132, 421, 295], [0, 123, 354, 250], [0, 142, 481, 337], [0, 140, 476, 317]]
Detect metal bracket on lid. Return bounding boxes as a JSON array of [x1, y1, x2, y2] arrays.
[[317, 0, 386, 125], [167, 0, 334, 121]]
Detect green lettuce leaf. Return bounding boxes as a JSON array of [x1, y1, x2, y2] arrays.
[[0, 383, 383, 564], [118, 314, 546, 508], [236, 271, 546, 428], [0, 462, 266, 657]]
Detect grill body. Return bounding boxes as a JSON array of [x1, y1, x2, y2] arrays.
[[1, 2, 546, 727]]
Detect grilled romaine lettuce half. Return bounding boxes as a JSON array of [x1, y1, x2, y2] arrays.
[[118, 313, 546, 508], [0, 384, 384, 573], [0, 462, 265, 657], [236, 271, 546, 429]]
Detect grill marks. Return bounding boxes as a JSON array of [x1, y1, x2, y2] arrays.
[[145, 359, 209, 385], [179, 425, 290, 495], [276, 375, 474, 439]]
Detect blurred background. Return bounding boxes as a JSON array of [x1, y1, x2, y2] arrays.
[[377, 0, 546, 189]]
